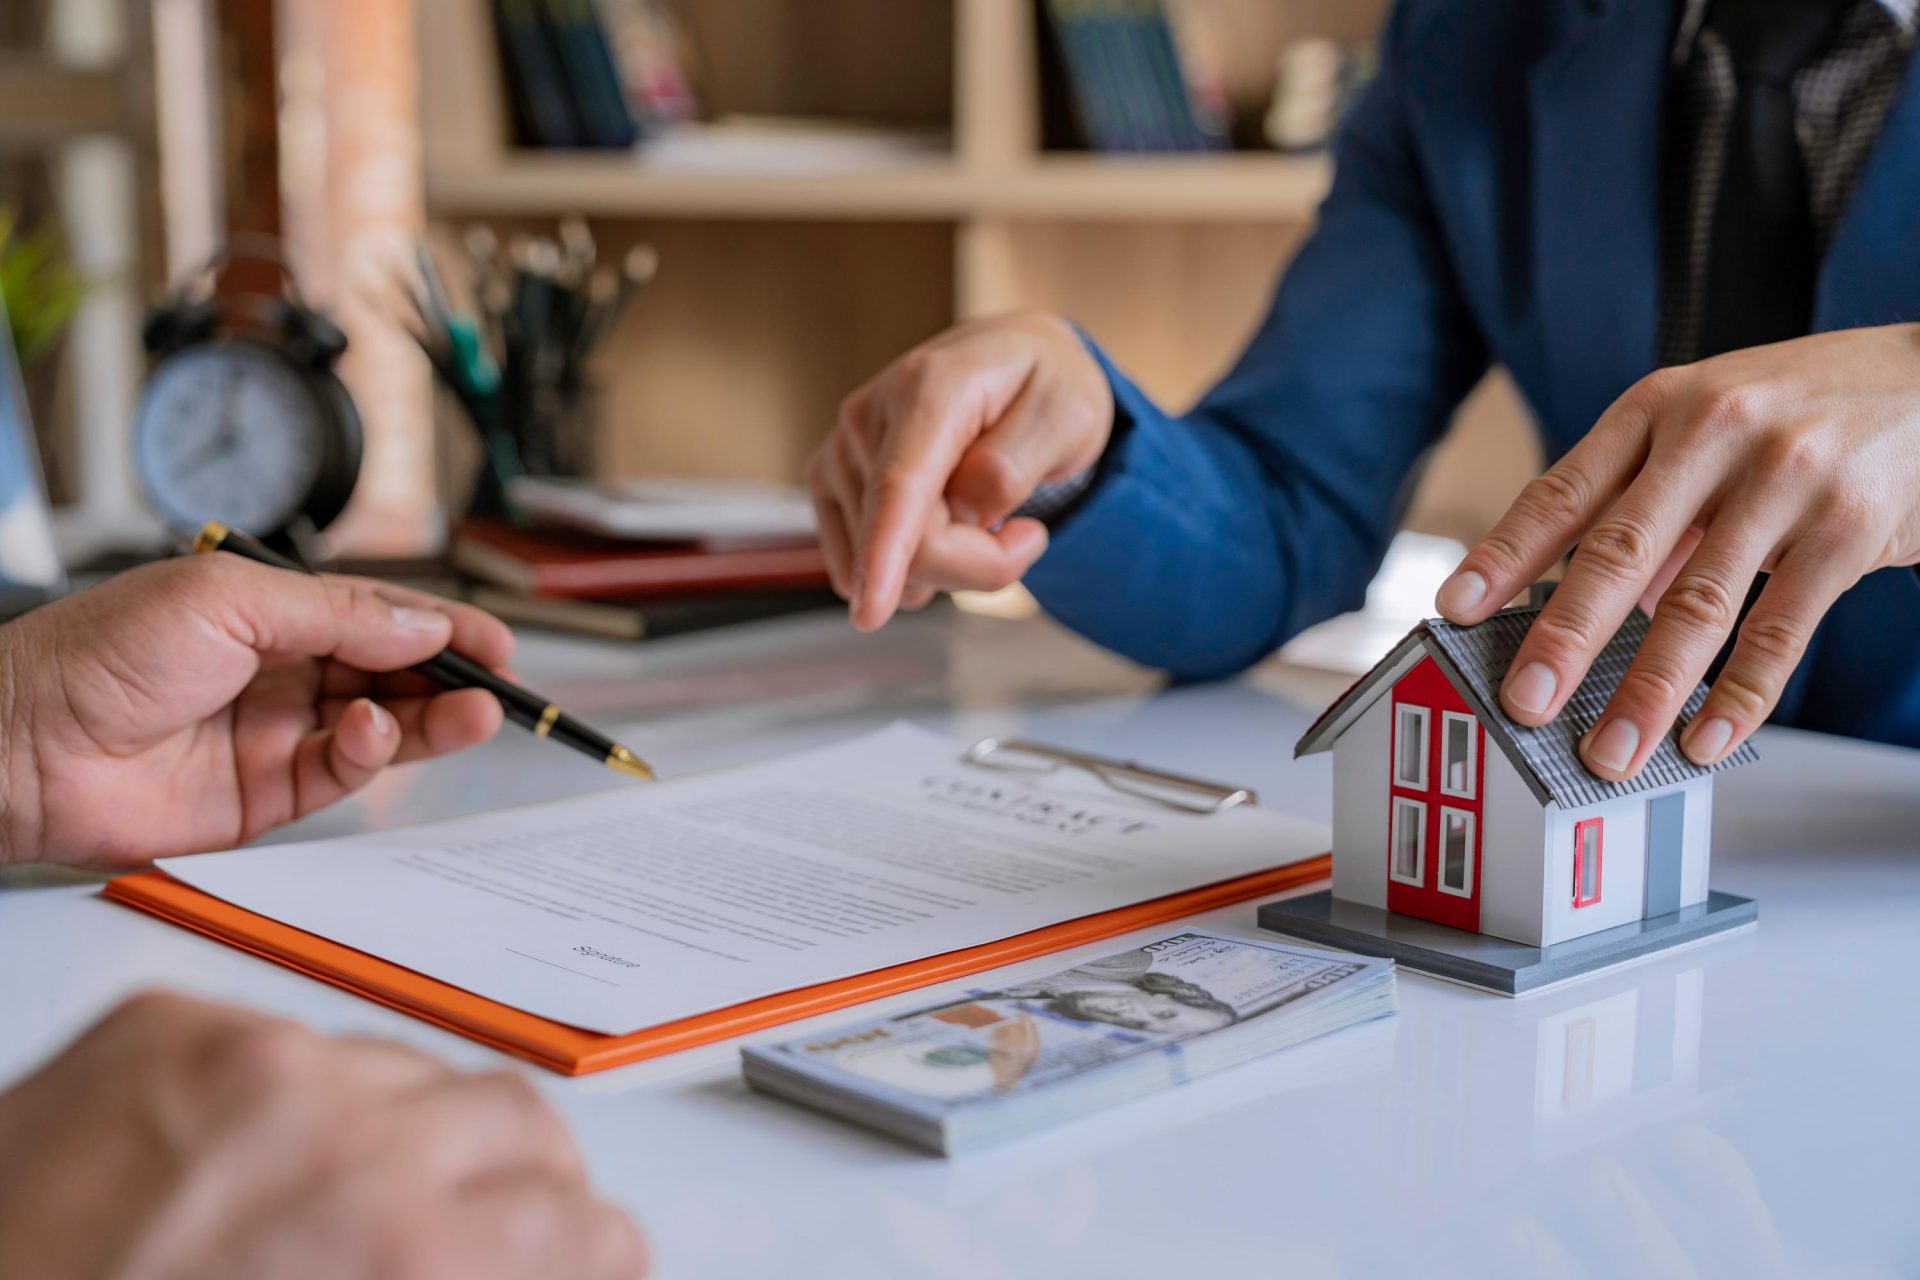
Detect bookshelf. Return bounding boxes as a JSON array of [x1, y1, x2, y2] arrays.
[[423, 152, 1334, 223], [0, 64, 127, 143], [415, 0, 1538, 542], [0, 2, 169, 557]]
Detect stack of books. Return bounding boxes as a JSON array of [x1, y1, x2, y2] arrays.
[[453, 478, 837, 641]]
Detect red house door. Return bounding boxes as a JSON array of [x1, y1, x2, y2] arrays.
[[1386, 656, 1485, 932]]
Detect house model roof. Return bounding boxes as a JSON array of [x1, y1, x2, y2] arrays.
[[1294, 606, 1759, 809]]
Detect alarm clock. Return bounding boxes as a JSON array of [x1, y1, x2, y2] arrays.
[[134, 241, 362, 542]]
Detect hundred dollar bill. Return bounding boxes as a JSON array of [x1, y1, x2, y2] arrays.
[[743, 931, 1395, 1154]]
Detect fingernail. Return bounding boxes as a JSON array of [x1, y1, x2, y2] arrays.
[[366, 701, 394, 737], [849, 572, 867, 615], [1585, 719, 1640, 773], [390, 605, 448, 634], [1683, 716, 1733, 765], [1504, 662, 1558, 717], [1437, 570, 1488, 617], [948, 498, 981, 527]]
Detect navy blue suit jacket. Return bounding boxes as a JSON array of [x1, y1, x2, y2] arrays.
[[1024, 0, 1920, 749]]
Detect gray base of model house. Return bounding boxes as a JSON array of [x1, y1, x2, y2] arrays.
[[1257, 890, 1757, 996]]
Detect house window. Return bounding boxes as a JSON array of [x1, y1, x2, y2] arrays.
[[1394, 705, 1429, 789], [1440, 711, 1476, 798], [1439, 807, 1474, 896], [1573, 817, 1604, 907], [1390, 797, 1426, 885]]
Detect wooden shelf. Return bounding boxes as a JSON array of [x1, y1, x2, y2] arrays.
[[0, 60, 125, 144], [981, 153, 1333, 221], [405, 0, 1420, 495], [424, 151, 1333, 223], [425, 152, 971, 220]]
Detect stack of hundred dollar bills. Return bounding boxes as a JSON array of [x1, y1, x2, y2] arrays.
[[742, 931, 1395, 1155]]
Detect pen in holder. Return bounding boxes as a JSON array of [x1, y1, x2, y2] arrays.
[[381, 222, 657, 521], [510, 373, 600, 480]]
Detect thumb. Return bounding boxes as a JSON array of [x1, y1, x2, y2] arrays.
[[945, 380, 1098, 529], [207, 559, 455, 670]]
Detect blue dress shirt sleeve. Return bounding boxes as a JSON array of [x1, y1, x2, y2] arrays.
[[1022, 5, 1493, 680]]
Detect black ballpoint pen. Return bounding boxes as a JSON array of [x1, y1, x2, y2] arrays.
[[193, 521, 656, 780]]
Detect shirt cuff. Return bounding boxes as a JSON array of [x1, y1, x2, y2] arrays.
[[1020, 336, 1170, 595], [1014, 468, 1099, 524], [1010, 328, 1140, 530]]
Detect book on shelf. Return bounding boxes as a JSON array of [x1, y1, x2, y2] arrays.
[[490, 0, 701, 149], [593, 0, 701, 128], [1037, 0, 1230, 153], [491, 0, 584, 148], [540, 0, 639, 148]]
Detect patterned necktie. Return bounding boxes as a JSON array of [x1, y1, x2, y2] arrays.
[[1697, 0, 1849, 356]]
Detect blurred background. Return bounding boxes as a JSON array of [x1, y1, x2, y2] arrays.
[[1, 0, 1543, 660]]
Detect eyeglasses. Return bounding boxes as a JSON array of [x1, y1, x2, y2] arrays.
[[962, 738, 1256, 815]]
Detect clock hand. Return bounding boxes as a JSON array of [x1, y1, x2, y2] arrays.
[[182, 430, 237, 472], [216, 366, 243, 451]]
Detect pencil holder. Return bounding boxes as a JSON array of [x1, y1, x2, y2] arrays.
[[510, 378, 601, 480]]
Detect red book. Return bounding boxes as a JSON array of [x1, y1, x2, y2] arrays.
[[451, 520, 830, 601]]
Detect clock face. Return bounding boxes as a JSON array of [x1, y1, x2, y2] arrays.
[[134, 342, 330, 536]]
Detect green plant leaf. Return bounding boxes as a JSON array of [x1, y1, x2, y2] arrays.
[[0, 207, 87, 365]]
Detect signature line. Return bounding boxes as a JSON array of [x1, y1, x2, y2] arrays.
[[504, 947, 623, 987]]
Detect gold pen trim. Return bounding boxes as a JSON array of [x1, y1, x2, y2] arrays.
[[194, 521, 230, 555], [533, 704, 561, 738], [604, 744, 657, 781]]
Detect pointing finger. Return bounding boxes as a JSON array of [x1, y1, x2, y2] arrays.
[[852, 362, 988, 630]]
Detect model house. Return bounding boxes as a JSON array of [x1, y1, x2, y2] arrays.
[[1292, 607, 1758, 949]]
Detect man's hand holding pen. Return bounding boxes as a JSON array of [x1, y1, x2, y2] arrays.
[[0, 554, 513, 870], [195, 523, 655, 782]]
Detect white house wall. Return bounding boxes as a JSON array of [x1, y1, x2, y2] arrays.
[[1539, 777, 1716, 946], [1477, 742, 1549, 946], [1330, 693, 1391, 911], [1677, 776, 1713, 908], [1541, 790, 1647, 945]]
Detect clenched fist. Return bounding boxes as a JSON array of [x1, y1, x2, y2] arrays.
[[0, 992, 648, 1280]]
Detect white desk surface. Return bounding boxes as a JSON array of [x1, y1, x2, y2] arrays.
[[4, 606, 1918, 1278]]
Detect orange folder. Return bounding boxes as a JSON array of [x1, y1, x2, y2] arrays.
[[105, 857, 1330, 1076]]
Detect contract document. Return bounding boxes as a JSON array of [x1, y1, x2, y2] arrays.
[[160, 724, 1328, 1035]]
